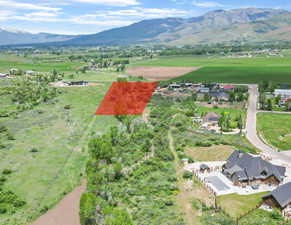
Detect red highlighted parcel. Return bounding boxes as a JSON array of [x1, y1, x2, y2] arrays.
[[95, 82, 158, 115]]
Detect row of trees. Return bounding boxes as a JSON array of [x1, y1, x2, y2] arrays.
[[11, 69, 64, 111]]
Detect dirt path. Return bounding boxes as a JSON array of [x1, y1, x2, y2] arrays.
[[30, 182, 86, 225], [168, 130, 199, 225]]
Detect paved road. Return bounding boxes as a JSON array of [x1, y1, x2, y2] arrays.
[[258, 110, 291, 115], [246, 84, 291, 164]]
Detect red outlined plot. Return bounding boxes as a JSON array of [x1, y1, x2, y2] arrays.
[[95, 82, 158, 115]]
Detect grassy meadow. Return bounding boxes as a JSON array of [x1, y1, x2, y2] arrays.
[[0, 54, 84, 73], [0, 53, 120, 224], [257, 113, 291, 151]]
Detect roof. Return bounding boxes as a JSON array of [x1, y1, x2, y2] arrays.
[[263, 182, 291, 208], [200, 164, 210, 170], [204, 112, 220, 121], [224, 150, 286, 182], [223, 85, 235, 89]]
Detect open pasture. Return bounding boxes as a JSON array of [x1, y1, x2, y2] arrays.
[[0, 84, 117, 225], [132, 56, 291, 84], [257, 113, 291, 151], [0, 54, 83, 73]]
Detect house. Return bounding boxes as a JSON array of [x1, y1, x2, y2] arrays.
[[204, 112, 221, 123], [168, 84, 181, 89], [223, 85, 235, 91], [62, 81, 88, 86], [262, 182, 291, 219], [25, 70, 35, 75], [199, 87, 210, 93], [0, 73, 8, 78], [274, 89, 291, 99], [9, 68, 20, 75], [223, 150, 286, 186], [209, 91, 230, 101]]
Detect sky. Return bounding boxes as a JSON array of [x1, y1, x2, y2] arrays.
[[0, 0, 290, 35]]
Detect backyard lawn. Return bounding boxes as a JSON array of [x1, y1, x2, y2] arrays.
[[257, 113, 291, 151], [185, 145, 234, 161], [217, 192, 268, 218]]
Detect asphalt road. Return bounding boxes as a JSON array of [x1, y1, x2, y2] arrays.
[[246, 84, 291, 164]]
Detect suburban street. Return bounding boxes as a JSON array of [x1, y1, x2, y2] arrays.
[[246, 84, 291, 165]]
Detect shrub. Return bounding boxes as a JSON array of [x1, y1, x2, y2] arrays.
[[183, 171, 193, 179], [80, 192, 97, 225], [2, 169, 12, 175], [30, 148, 39, 153]]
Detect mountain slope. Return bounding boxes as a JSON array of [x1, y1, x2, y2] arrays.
[[62, 8, 291, 46], [0, 28, 76, 46], [1, 8, 291, 46]]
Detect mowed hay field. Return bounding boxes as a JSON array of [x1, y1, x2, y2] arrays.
[[0, 84, 117, 225], [126, 66, 199, 80], [257, 113, 291, 151], [133, 56, 291, 84]]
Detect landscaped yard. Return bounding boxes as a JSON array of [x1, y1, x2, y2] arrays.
[[217, 192, 268, 218], [257, 113, 291, 151], [185, 145, 234, 161]]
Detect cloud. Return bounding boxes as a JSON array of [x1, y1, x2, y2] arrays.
[[0, 0, 61, 11], [192, 1, 223, 8], [71, 0, 141, 6]]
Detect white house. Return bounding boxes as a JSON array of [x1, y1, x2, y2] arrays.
[[274, 89, 291, 99]]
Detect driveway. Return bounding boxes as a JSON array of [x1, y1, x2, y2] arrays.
[[246, 84, 291, 164]]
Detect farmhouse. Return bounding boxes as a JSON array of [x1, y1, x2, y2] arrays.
[[262, 182, 291, 219], [223, 150, 286, 186], [204, 112, 221, 123]]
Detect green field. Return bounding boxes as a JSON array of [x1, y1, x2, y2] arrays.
[[257, 113, 291, 151], [0, 54, 83, 73], [133, 55, 291, 67], [132, 56, 291, 84], [0, 83, 118, 224], [217, 192, 267, 218]]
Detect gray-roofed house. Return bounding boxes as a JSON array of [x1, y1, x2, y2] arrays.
[[262, 182, 291, 219], [223, 150, 286, 186], [204, 112, 221, 123], [209, 91, 230, 101]]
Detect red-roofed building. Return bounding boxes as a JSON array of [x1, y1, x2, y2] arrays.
[[223, 85, 235, 91]]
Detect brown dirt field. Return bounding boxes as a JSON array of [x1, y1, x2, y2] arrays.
[[30, 182, 86, 225], [126, 66, 200, 81]]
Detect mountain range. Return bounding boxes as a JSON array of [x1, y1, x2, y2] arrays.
[[1, 8, 291, 46]]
